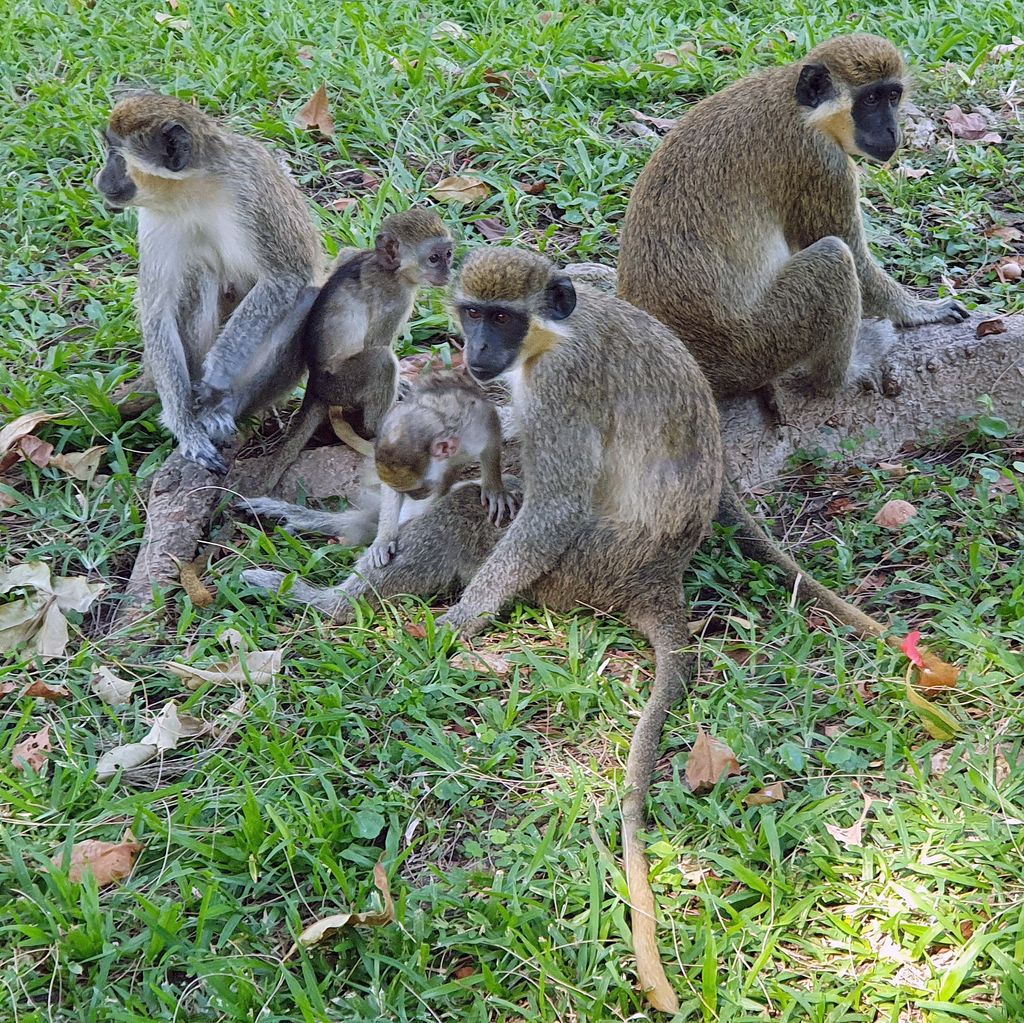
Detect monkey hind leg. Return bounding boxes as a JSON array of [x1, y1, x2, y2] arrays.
[[742, 236, 862, 396], [846, 318, 900, 396], [237, 494, 379, 546]]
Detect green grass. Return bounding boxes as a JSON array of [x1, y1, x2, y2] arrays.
[[2, 1, 1024, 1020]]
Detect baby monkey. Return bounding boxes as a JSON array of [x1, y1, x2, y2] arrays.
[[240, 371, 518, 567], [241, 209, 454, 494]]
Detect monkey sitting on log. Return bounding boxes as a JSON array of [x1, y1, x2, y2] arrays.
[[237, 210, 455, 495], [95, 92, 323, 473], [239, 370, 518, 566], [618, 33, 968, 410]]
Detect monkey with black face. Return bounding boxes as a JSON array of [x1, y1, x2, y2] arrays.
[[95, 92, 323, 473], [618, 33, 968, 405], [243, 247, 724, 1011], [239, 370, 518, 565], [239, 210, 455, 494]]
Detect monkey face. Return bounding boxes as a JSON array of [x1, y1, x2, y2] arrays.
[[458, 304, 530, 381], [850, 81, 903, 162], [94, 135, 138, 210], [421, 238, 454, 287]]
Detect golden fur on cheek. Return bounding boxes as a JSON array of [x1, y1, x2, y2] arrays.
[[520, 323, 562, 373]]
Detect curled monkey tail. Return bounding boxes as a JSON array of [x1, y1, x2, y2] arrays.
[[621, 605, 691, 1014], [716, 479, 898, 647]]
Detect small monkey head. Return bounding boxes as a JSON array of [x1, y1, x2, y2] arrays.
[[374, 209, 454, 287], [451, 248, 576, 383], [796, 34, 906, 163], [95, 94, 214, 209], [375, 402, 461, 499]]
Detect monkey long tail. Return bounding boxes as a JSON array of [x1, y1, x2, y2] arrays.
[[717, 479, 900, 649], [621, 610, 692, 1014]]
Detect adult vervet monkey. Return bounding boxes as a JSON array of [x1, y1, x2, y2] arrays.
[[95, 92, 322, 472], [618, 33, 968, 404]]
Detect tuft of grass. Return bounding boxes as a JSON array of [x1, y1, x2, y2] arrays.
[[1, 2, 1023, 1021]]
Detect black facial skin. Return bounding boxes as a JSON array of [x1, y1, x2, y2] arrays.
[[459, 304, 530, 382], [94, 133, 137, 209], [851, 80, 903, 161], [460, 275, 576, 382]]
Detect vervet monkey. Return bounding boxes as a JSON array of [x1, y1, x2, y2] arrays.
[[618, 33, 968, 405], [239, 370, 518, 566], [243, 247, 725, 1012], [95, 92, 322, 473], [240, 210, 455, 494]]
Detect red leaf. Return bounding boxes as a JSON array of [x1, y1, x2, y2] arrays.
[[901, 630, 925, 668]]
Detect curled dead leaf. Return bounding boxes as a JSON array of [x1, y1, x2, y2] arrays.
[[295, 84, 335, 137], [16, 435, 54, 468], [286, 861, 395, 957], [166, 649, 283, 690], [520, 180, 548, 196], [995, 260, 1022, 284], [141, 700, 212, 751], [63, 835, 145, 885], [896, 166, 932, 180], [630, 109, 679, 132], [744, 782, 785, 807], [825, 792, 872, 849], [873, 498, 917, 529], [96, 742, 158, 780], [976, 317, 1008, 338], [942, 105, 1002, 144], [451, 648, 512, 677], [403, 621, 428, 639], [23, 681, 71, 701], [473, 217, 508, 241], [430, 176, 491, 204], [91, 667, 135, 706], [983, 225, 1023, 243], [431, 19, 466, 40], [0, 411, 60, 468], [49, 445, 106, 483], [684, 727, 742, 794], [12, 724, 51, 773]]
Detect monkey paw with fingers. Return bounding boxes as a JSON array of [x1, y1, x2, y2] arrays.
[[179, 432, 229, 475], [368, 537, 398, 568], [195, 390, 238, 443], [894, 298, 969, 328], [481, 486, 520, 527], [436, 603, 493, 639]]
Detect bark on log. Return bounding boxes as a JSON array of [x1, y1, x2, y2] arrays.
[[564, 264, 1024, 488]]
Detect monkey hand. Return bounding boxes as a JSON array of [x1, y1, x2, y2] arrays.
[[894, 297, 969, 327], [179, 432, 229, 475], [368, 537, 398, 568], [481, 486, 520, 527], [195, 398, 238, 444], [436, 602, 493, 639]]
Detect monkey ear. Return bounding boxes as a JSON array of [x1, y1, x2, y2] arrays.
[[795, 64, 834, 109], [431, 436, 460, 459], [544, 274, 576, 321], [375, 232, 402, 272], [161, 123, 193, 172]]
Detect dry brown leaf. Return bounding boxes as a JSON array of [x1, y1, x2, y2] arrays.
[[16, 435, 54, 468], [166, 649, 283, 690], [49, 445, 106, 484], [0, 411, 60, 466], [873, 498, 917, 529], [91, 666, 135, 706], [176, 559, 214, 608], [153, 11, 190, 29], [474, 217, 508, 241], [329, 196, 359, 212], [685, 727, 742, 794], [896, 166, 932, 180], [995, 260, 1022, 284], [64, 835, 145, 885], [630, 109, 679, 132], [295, 84, 335, 137], [451, 648, 512, 677], [286, 862, 395, 957], [520, 180, 548, 196], [482, 69, 512, 97], [95, 742, 159, 780], [403, 621, 428, 639], [984, 225, 1023, 243], [538, 11, 564, 24], [745, 782, 785, 806], [23, 681, 71, 701], [12, 724, 51, 773], [942, 105, 1002, 143], [988, 36, 1024, 60], [430, 176, 491, 204], [976, 317, 1008, 338], [141, 701, 212, 751], [825, 792, 872, 848], [931, 747, 954, 775]]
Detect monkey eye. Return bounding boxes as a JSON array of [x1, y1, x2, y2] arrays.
[[429, 253, 440, 263], [465, 307, 482, 319], [864, 92, 879, 106], [493, 311, 508, 324], [445, 249, 452, 259], [889, 89, 901, 104]]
